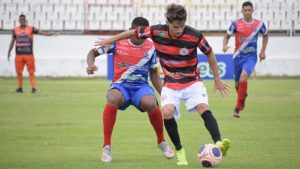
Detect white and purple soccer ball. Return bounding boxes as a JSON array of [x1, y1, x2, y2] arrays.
[[197, 144, 223, 167]]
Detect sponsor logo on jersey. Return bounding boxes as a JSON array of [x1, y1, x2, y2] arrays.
[[179, 48, 189, 55], [157, 32, 166, 37]]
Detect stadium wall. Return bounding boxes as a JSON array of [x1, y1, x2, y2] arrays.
[[0, 35, 299, 77]]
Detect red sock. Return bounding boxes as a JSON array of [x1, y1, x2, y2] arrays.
[[235, 82, 248, 109], [235, 84, 239, 92], [102, 103, 118, 147], [147, 107, 164, 144]]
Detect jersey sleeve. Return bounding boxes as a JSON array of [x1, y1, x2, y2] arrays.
[[259, 21, 268, 36], [33, 27, 39, 34], [198, 35, 212, 55], [97, 42, 116, 55], [134, 26, 152, 40], [227, 20, 236, 35], [149, 49, 158, 69]]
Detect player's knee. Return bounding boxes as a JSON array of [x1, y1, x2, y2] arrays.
[[196, 104, 209, 115], [106, 93, 123, 107], [140, 100, 158, 112], [162, 106, 174, 119]]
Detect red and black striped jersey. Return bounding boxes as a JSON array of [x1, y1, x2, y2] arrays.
[[135, 24, 213, 89]]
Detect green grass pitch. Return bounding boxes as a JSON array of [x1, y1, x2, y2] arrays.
[[0, 77, 299, 169]]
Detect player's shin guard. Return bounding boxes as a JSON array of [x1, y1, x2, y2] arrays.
[[147, 107, 164, 144], [201, 110, 221, 143], [102, 103, 118, 147], [164, 118, 182, 150]]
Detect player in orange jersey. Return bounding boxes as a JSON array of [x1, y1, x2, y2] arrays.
[[7, 14, 58, 93]]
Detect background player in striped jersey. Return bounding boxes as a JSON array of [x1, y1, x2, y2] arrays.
[[7, 14, 57, 93], [223, 1, 268, 118], [95, 4, 231, 166], [86, 17, 174, 163]]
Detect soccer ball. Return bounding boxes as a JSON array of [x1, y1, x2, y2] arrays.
[[197, 144, 222, 167]]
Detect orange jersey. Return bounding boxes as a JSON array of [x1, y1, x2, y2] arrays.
[[13, 26, 39, 55]]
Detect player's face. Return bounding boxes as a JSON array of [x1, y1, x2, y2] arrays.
[[129, 26, 146, 45], [241, 6, 253, 20], [19, 16, 27, 26], [131, 36, 146, 45], [167, 20, 185, 38]]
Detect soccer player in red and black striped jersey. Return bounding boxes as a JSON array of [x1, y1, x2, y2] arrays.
[[95, 4, 231, 166]]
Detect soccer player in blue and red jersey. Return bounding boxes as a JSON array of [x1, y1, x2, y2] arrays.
[[7, 14, 57, 93], [223, 1, 269, 118], [95, 4, 231, 166], [86, 17, 174, 163]]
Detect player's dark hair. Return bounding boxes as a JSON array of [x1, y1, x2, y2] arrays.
[[131, 17, 149, 29], [19, 14, 26, 18], [165, 4, 187, 23], [242, 1, 253, 8]]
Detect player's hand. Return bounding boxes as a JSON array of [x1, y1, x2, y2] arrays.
[[94, 38, 112, 49], [259, 51, 266, 62], [86, 65, 98, 75], [213, 79, 230, 97], [222, 46, 230, 53], [7, 52, 11, 61]]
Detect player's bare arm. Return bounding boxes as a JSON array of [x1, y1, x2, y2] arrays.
[[207, 51, 230, 96], [7, 36, 16, 61], [259, 34, 269, 62], [222, 34, 231, 53], [38, 31, 59, 36], [149, 68, 162, 95], [94, 29, 135, 49], [86, 49, 100, 75]]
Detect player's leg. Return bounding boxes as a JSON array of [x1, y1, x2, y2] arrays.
[[15, 55, 25, 93], [25, 55, 36, 93], [140, 95, 165, 144], [161, 87, 187, 165], [136, 86, 174, 159], [234, 58, 256, 116], [196, 103, 231, 156], [233, 58, 244, 117], [236, 70, 249, 110], [101, 84, 128, 162], [185, 82, 231, 156]]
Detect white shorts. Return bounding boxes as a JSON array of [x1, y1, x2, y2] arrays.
[[161, 81, 209, 120]]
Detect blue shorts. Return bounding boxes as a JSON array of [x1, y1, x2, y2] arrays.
[[110, 83, 156, 112], [233, 57, 257, 82]]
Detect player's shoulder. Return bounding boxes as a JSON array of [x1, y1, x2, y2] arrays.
[[151, 24, 168, 31], [253, 18, 265, 24], [116, 39, 129, 46], [235, 18, 244, 23], [184, 25, 203, 37], [144, 39, 154, 46]]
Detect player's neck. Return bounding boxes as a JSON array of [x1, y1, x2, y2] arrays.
[[243, 17, 253, 23], [129, 39, 144, 46]]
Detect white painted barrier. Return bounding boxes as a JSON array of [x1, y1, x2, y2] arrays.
[[0, 35, 299, 77]]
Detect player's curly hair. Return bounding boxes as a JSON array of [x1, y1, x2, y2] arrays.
[[165, 4, 187, 23]]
